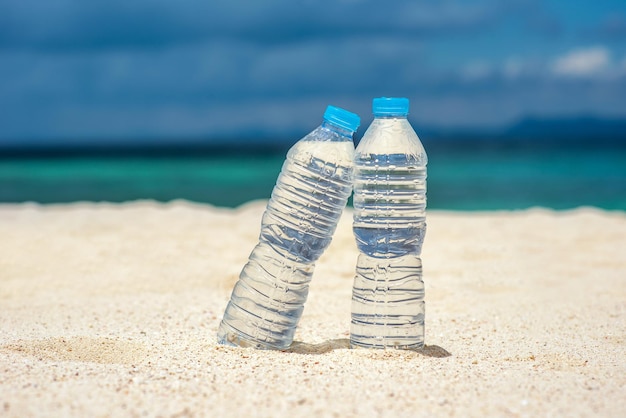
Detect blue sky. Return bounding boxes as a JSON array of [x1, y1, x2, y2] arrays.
[[1, 0, 625, 144]]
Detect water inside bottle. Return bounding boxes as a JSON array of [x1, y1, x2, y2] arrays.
[[351, 151, 427, 349]]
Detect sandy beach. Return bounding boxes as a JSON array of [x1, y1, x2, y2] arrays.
[[1, 200, 625, 417]]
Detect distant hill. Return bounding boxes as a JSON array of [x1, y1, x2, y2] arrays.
[[415, 115, 626, 152], [1, 115, 625, 157], [413, 115, 626, 153], [503, 116, 626, 140]]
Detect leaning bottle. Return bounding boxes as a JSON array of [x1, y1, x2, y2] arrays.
[[218, 106, 360, 349], [351, 97, 427, 349]]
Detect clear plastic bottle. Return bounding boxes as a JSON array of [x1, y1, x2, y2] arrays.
[[350, 97, 427, 349], [217, 106, 360, 350]]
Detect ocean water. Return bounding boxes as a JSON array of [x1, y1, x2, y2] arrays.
[[1, 140, 625, 210]]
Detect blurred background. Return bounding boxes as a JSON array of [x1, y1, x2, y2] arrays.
[[1, 0, 625, 209]]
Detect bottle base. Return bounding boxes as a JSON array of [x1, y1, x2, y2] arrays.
[[350, 336, 424, 350], [217, 320, 292, 350]]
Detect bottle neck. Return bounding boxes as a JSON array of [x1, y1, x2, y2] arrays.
[[321, 120, 355, 138], [374, 114, 408, 119]]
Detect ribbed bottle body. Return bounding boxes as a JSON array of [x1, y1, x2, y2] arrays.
[[350, 117, 427, 349], [218, 127, 355, 349]]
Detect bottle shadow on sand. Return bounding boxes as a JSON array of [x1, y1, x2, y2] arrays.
[[285, 339, 451, 358]]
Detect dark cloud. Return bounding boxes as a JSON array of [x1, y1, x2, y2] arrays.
[[585, 12, 626, 40], [0, 0, 524, 51], [523, 9, 562, 37]]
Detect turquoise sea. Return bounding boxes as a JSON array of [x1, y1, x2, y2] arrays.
[[1, 139, 625, 210]]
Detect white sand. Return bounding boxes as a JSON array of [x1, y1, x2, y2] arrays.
[[1, 201, 625, 417]]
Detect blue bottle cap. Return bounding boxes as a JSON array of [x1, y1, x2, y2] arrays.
[[323, 105, 360, 132], [373, 97, 409, 116]]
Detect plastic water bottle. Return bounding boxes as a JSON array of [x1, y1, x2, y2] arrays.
[[217, 105, 360, 349], [350, 97, 428, 349]]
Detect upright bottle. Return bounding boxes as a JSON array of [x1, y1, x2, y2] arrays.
[[218, 106, 360, 350], [351, 97, 427, 349]]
